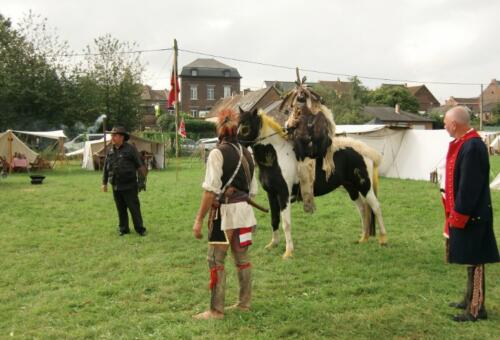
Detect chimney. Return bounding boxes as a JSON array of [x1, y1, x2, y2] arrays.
[[491, 79, 496, 85], [395, 103, 401, 114]]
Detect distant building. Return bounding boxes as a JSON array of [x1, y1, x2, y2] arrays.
[[140, 85, 169, 128], [406, 85, 440, 112], [363, 104, 434, 129], [382, 83, 440, 112], [264, 80, 316, 93], [206, 86, 281, 122], [180, 58, 241, 118], [481, 78, 500, 106], [445, 96, 480, 113]]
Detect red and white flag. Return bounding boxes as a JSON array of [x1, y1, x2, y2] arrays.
[[168, 69, 179, 107], [178, 117, 187, 138]]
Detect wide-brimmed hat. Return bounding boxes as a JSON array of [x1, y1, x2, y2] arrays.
[[110, 126, 130, 141]]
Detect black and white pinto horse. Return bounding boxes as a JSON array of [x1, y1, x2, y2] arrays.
[[238, 108, 387, 258]]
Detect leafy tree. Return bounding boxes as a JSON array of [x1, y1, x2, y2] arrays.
[[76, 35, 145, 131], [368, 85, 420, 113], [0, 14, 64, 130]]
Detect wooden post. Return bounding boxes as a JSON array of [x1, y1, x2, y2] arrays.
[[479, 84, 484, 131], [7, 130, 13, 173]]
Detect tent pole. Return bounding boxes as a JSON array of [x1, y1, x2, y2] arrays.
[[8, 130, 13, 173]]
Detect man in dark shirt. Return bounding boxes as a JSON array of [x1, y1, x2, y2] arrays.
[[443, 106, 499, 322], [102, 126, 148, 236]]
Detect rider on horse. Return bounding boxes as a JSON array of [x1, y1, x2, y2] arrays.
[[281, 70, 336, 213]]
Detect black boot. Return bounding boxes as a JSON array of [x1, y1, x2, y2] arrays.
[[449, 267, 473, 309], [453, 265, 487, 322]]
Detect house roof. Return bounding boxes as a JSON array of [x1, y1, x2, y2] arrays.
[[407, 85, 440, 106], [449, 96, 479, 104], [261, 100, 289, 125], [206, 87, 279, 118], [363, 105, 433, 123], [141, 85, 168, 101], [264, 80, 317, 93], [180, 58, 240, 78]]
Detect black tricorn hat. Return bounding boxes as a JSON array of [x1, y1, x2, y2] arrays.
[[110, 126, 130, 141]]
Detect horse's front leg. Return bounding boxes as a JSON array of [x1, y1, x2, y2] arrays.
[[281, 202, 293, 259], [264, 192, 280, 250]]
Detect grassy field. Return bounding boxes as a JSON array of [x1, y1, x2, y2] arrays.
[[1, 156, 499, 339]]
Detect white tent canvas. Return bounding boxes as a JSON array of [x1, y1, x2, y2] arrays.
[[82, 135, 165, 170], [0, 130, 38, 166], [490, 135, 500, 154], [336, 125, 452, 181], [491, 173, 500, 190]]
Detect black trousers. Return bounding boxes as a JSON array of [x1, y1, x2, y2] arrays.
[[112, 188, 145, 233]]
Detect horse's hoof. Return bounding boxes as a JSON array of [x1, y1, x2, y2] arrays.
[[264, 242, 278, 250], [378, 234, 388, 246], [282, 250, 293, 259], [357, 236, 369, 244]]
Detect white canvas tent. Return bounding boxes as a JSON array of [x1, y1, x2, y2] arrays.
[[82, 134, 165, 170], [491, 173, 500, 190], [490, 135, 500, 154], [0, 130, 38, 166], [13, 130, 67, 140], [336, 125, 453, 181]]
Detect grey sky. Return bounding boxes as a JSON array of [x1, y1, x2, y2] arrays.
[[2, 0, 499, 103]]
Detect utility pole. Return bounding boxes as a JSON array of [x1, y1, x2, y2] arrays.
[[479, 84, 484, 131]]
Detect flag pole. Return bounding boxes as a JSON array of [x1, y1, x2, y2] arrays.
[[173, 38, 180, 180]]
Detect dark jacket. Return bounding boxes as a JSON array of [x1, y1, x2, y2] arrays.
[[448, 137, 499, 265], [102, 142, 144, 191]]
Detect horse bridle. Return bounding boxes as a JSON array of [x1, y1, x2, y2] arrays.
[[238, 129, 287, 145]]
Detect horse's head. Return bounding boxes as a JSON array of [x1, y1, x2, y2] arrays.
[[237, 107, 262, 147]]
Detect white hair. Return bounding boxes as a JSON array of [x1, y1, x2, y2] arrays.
[[446, 106, 470, 125]]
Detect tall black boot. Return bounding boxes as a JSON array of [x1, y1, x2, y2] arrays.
[[453, 265, 487, 322], [449, 267, 473, 309]]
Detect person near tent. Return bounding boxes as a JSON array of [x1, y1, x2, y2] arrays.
[[101, 126, 148, 236], [442, 106, 499, 322], [192, 108, 258, 320]]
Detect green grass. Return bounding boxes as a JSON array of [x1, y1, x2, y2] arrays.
[[1, 157, 499, 339]]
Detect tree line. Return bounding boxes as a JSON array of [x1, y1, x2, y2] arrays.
[[0, 12, 144, 136]]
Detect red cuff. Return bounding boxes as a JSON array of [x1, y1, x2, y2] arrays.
[[448, 209, 470, 228]]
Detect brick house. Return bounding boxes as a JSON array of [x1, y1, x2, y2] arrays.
[[140, 85, 169, 128], [444, 96, 480, 113], [481, 78, 500, 106], [406, 85, 440, 112], [180, 58, 241, 118]]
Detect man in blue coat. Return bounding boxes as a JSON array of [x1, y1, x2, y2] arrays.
[[443, 106, 499, 322]]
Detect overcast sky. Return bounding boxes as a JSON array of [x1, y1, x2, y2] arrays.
[[2, 0, 499, 103]]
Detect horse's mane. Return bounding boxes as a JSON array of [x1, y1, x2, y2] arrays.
[[333, 137, 382, 167], [258, 110, 288, 139]]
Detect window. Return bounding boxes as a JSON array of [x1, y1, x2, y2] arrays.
[[223, 85, 231, 98], [190, 85, 198, 100], [191, 69, 198, 76], [190, 109, 198, 118], [223, 70, 230, 77], [207, 85, 215, 100]]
